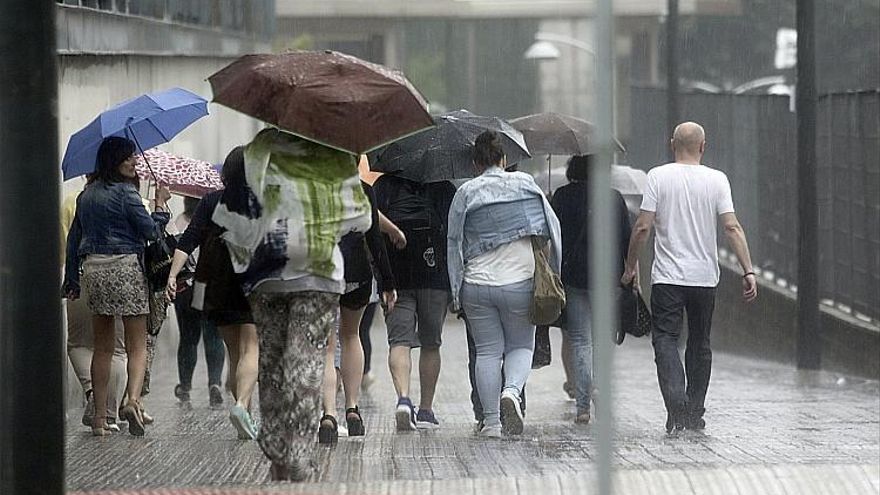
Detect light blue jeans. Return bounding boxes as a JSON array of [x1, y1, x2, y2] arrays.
[[564, 286, 594, 415], [461, 279, 534, 428]]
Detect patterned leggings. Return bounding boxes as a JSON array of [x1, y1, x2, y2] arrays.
[[249, 291, 338, 473]]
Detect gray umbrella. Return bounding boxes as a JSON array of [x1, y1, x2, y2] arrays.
[[510, 112, 625, 156]]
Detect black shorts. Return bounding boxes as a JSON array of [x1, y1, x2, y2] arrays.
[[340, 283, 372, 310], [206, 309, 255, 327]]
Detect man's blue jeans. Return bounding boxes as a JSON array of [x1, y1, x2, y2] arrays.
[[563, 286, 594, 415]]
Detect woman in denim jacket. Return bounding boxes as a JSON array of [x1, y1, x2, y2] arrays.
[[63, 136, 171, 437], [447, 131, 561, 438]]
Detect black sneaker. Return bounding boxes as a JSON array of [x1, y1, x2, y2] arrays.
[[209, 385, 224, 407], [684, 406, 706, 430], [665, 412, 685, 435], [174, 384, 191, 402]]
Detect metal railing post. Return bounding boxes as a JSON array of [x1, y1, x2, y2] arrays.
[[593, 0, 615, 493]]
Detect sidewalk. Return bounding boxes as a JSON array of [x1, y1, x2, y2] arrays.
[[66, 314, 880, 494]]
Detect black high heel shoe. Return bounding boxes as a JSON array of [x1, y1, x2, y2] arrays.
[[346, 406, 365, 436], [318, 414, 338, 444]]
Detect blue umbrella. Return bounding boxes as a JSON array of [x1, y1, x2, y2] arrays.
[[61, 87, 209, 180]]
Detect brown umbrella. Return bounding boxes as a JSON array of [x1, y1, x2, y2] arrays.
[[510, 112, 625, 155], [208, 50, 434, 155], [511, 112, 625, 192]]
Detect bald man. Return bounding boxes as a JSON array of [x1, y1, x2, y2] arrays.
[[622, 122, 757, 434]]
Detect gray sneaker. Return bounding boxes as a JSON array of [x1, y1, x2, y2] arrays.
[[500, 389, 524, 435], [478, 424, 502, 438]]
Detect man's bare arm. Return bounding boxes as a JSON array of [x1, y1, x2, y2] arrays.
[[621, 210, 655, 285], [720, 212, 757, 302]]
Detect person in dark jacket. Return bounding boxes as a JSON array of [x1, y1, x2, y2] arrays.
[[169, 196, 226, 408], [550, 154, 632, 424], [63, 136, 171, 436], [372, 174, 455, 431], [166, 147, 260, 441]]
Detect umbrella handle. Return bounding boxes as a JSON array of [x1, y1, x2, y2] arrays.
[[125, 124, 160, 184], [547, 154, 552, 193]]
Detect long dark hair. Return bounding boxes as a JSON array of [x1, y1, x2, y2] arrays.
[[473, 130, 505, 169], [220, 146, 245, 187], [220, 146, 260, 217], [95, 136, 136, 184], [566, 154, 592, 182]]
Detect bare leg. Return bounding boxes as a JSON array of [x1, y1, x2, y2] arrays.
[[121, 315, 147, 404], [418, 347, 441, 411], [90, 315, 115, 428], [220, 326, 241, 401], [339, 306, 366, 409], [388, 345, 412, 398], [322, 329, 338, 417], [234, 323, 259, 411]]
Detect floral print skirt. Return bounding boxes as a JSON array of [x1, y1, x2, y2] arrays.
[[82, 254, 149, 316]]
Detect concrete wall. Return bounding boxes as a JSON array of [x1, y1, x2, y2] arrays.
[[58, 54, 263, 196], [59, 54, 264, 412]]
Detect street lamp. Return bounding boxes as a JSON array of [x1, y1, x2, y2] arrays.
[[524, 31, 596, 58], [523, 40, 561, 61], [523, 31, 612, 145]]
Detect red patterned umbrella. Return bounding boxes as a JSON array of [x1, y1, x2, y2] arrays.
[[135, 149, 223, 198]]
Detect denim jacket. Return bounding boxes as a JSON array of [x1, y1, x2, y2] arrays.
[[446, 167, 562, 309], [63, 181, 170, 293]]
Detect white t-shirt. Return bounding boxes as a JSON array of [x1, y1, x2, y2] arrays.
[[641, 163, 735, 287], [464, 237, 535, 286]]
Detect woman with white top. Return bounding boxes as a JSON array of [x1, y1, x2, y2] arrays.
[[447, 130, 562, 437]]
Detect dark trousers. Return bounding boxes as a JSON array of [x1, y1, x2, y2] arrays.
[[461, 312, 526, 421], [175, 295, 225, 389], [360, 302, 378, 373], [651, 284, 716, 420]]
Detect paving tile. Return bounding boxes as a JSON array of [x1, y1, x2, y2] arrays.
[[67, 315, 880, 494]]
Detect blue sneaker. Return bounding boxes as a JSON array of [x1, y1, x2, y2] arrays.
[[395, 397, 417, 431], [416, 408, 440, 429], [229, 405, 258, 440]]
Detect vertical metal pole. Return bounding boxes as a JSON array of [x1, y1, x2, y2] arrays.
[[796, 0, 821, 369], [0, 1, 64, 494], [593, 0, 615, 493], [666, 0, 680, 158], [466, 21, 477, 111]]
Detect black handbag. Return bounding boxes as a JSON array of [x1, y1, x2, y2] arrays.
[[144, 229, 178, 292], [531, 324, 552, 369], [616, 283, 652, 344]]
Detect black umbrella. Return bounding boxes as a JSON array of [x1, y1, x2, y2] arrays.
[[369, 109, 531, 183]]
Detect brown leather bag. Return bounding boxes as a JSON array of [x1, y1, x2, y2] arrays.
[[529, 236, 566, 325]]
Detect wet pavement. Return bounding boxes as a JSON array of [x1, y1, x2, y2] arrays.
[[66, 314, 880, 494]]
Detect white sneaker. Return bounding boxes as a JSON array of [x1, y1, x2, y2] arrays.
[[478, 424, 502, 438], [500, 389, 524, 435]]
